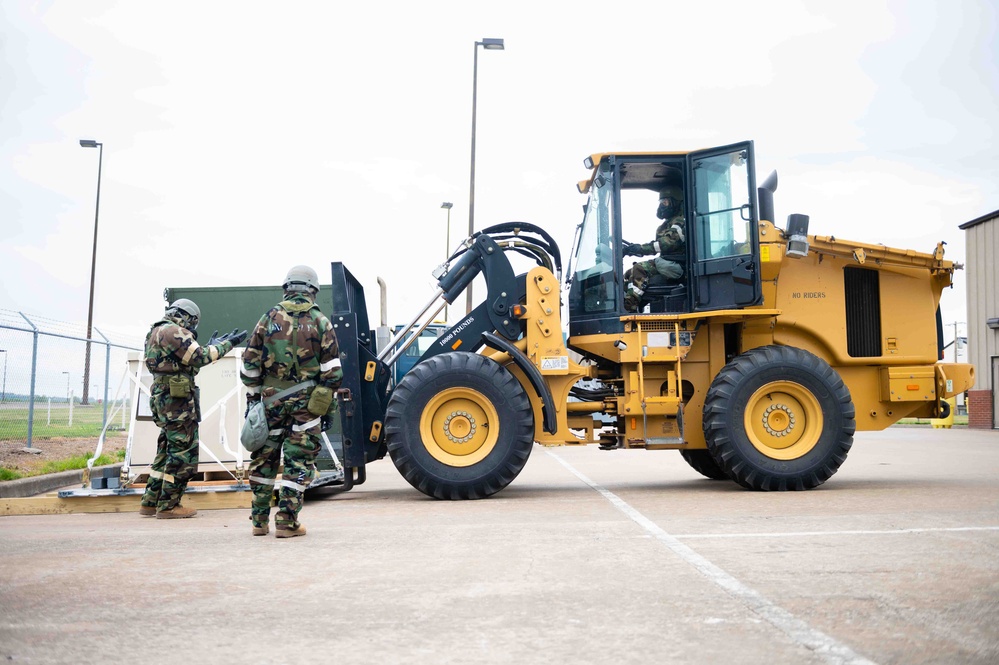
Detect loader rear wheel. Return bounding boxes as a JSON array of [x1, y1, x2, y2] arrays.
[[702, 345, 855, 491], [679, 449, 730, 480], [385, 352, 535, 500]]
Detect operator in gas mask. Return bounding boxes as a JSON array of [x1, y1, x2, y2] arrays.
[[622, 184, 687, 312]]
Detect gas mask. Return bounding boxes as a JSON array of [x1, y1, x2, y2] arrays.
[[657, 197, 680, 220], [168, 310, 199, 337]]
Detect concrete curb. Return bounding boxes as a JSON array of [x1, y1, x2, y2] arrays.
[[0, 465, 122, 499]]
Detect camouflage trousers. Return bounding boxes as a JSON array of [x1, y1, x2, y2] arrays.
[[635, 256, 683, 285], [624, 258, 684, 311], [248, 393, 321, 529], [141, 383, 200, 512]]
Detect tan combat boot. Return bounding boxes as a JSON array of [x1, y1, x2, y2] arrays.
[[275, 524, 307, 539], [138, 505, 157, 517], [252, 523, 269, 536], [156, 505, 198, 519]]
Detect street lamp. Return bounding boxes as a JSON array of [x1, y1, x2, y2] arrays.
[[952, 322, 966, 363], [466, 37, 505, 315], [79, 138, 103, 406], [62, 371, 70, 403], [441, 202, 454, 323]]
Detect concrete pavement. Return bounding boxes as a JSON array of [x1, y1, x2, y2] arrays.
[[0, 426, 997, 664]]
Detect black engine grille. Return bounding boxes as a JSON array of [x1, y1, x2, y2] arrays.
[[844, 267, 882, 357]]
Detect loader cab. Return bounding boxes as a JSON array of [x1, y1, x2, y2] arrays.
[[567, 141, 763, 337]]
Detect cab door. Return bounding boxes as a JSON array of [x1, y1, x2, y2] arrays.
[[686, 141, 762, 311]]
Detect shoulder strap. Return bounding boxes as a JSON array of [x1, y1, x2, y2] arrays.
[[278, 300, 317, 314]]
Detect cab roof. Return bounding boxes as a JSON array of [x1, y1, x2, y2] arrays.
[[578, 150, 693, 194]]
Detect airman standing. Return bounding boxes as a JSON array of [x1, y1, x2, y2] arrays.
[[139, 299, 247, 518]]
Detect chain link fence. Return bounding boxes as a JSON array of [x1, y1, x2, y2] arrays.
[[0, 309, 142, 448]]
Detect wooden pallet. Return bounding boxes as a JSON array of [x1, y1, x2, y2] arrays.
[[0, 482, 252, 516]]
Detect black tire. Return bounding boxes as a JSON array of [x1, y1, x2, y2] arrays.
[[702, 345, 855, 491], [385, 352, 535, 500], [679, 449, 730, 480]]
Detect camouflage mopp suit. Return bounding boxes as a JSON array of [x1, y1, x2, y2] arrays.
[[140, 301, 245, 518], [241, 266, 342, 538]]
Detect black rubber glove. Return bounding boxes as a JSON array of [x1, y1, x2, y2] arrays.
[[215, 328, 236, 344], [207, 330, 221, 345], [226, 329, 249, 347], [623, 242, 644, 256]]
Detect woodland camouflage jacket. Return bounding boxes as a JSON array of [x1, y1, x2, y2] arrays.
[[633, 215, 686, 259], [145, 315, 235, 376], [240, 293, 342, 398]]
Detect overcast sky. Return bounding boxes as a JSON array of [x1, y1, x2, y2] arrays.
[[2, 0, 996, 351]]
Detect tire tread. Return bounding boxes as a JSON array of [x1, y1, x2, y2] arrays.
[[385, 353, 534, 500], [702, 345, 855, 491]]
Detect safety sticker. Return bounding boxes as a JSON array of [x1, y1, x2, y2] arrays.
[[541, 356, 569, 371]]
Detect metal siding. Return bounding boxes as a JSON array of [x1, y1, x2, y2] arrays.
[[965, 217, 999, 391], [989, 221, 999, 390]]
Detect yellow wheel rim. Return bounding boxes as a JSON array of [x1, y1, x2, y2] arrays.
[[419, 387, 499, 467], [743, 381, 823, 460]]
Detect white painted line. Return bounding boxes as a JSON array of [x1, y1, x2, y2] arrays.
[[547, 450, 878, 665], [672, 526, 999, 539]]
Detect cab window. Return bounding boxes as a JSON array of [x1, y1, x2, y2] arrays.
[[569, 170, 618, 314], [693, 150, 752, 260]]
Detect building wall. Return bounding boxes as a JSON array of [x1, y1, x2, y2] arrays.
[[967, 389, 993, 429], [962, 212, 999, 428]]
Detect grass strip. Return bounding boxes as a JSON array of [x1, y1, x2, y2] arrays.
[[0, 449, 126, 481]]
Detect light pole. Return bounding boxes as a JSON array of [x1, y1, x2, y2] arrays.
[[79, 138, 103, 405], [441, 202, 453, 323], [952, 322, 966, 363], [0, 349, 6, 402], [466, 37, 505, 315], [62, 371, 70, 403]]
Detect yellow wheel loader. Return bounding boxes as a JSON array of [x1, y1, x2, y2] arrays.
[[329, 140, 974, 498]]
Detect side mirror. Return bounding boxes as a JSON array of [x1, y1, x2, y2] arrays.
[[785, 213, 810, 259]]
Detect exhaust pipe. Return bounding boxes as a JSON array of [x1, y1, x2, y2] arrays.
[[758, 170, 778, 224]]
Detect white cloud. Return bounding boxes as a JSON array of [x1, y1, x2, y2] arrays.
[[0, 0, 994, 345]]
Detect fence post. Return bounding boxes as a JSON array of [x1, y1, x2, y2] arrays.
[[95, 327, 111, 427], [19, 312, 38, 449], [1, 314, 143, 448]]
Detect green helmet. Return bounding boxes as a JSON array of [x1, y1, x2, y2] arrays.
[[659, 185, 683, 201], [283, 265, 320, 294], [167, 298, 200, 330]]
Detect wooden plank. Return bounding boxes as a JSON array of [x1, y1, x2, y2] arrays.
[[126, 479, 248, 488], [0, 490, 251, 516]]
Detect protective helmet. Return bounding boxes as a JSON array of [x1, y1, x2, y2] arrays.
[[659, 185, 684, 202], [167, 298, 200, 330], [283, 265, 320, 294]]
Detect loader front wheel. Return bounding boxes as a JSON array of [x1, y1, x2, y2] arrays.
[[679, 449, 730, 481], [385, 352, 535, 500], [702, 345, 855, 491]]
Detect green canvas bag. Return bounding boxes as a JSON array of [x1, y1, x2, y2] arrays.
[[240, 401, 269, 452]]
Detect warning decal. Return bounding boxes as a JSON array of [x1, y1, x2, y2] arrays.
[[541, 356, 569, 371]]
